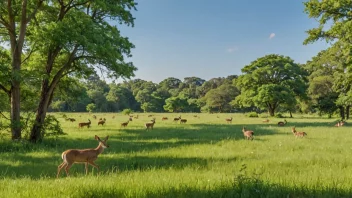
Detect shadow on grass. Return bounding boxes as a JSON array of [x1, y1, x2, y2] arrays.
[[0, 123, 300, 179]]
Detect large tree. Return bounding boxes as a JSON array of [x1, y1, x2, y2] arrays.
[[0, 0, 137, 142], [234, 54, 308, 116], [304, 0, 352, 119]]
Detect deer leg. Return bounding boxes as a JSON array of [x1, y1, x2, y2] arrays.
[[57, 162, 66, 178], [85, 162, 89, 175], [64, 163, 73, 177], [88, 161, 100, 173]]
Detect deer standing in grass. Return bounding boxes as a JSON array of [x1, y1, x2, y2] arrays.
[[57, 135, 109, 178], [78, 119, 91, 128], [335, 120, 345, 127], [180, 118, 187, 124], [278, 119, 287, 126], [242, 127, 254, 140], [291, 127, 307, 137], [173, 116, 181, 122], [262, 119, 269, 123], [226, 117, 233, 124], [162, 117, 168, 121], [145, 119, 156, 130], [98, 118, 106, 126], [121, 120, 129, 128]]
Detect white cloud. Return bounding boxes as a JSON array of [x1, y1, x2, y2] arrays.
[[227, 46, 239, 53], [269, 33, 276, 39]]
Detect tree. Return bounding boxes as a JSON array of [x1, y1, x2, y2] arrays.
[[202, 84, 239, 112], [86, 103, 96, 113], [304, 0, 352, 119], [0, 0, 138, 142], [234, 54, 308, 116], [163, 97, 189, 112]]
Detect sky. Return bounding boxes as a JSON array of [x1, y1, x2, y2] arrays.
[[117, 0, 331, 83]]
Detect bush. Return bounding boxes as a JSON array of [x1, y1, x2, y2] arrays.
[[275, 113, 284, 118], [247, 112, 258, 117], [122, 108, 132, 115]]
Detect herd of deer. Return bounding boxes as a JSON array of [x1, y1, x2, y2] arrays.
[[57, 114, 348, 178]]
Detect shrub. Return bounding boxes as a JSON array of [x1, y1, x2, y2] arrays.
[[122, 108, 132, 115], [275, 113, 284, 118], [247, 112, 258, 117]]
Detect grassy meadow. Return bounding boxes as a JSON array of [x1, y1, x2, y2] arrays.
[[0, 113, 352, 197]]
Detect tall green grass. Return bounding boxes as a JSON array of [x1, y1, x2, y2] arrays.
[[0, 113, 351, 197]]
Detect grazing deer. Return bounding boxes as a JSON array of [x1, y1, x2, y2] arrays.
[[242, 127, 254, 140], [225, 117, 233, 124], [57, 135, 109, 178], [173, 116, 181, 122], [98, 118, 106, 126], [92, 115, 97, 119], [121, 120, 129, 127], [180, 118, 187, 124], [134, 115, 139, 119], [148, 114, 153, 117], [278, 119, 287, 126], [67, 118, 76, 122], [78, 119, 91, 128], [145, 119, 156, 130], [193, 115, 197, 118], [162, 117, 168, 121], [129, 117, 133, 121], [262, 119, 269, 123], [335, 120, 345, 127], [291, 127, 307, 137]]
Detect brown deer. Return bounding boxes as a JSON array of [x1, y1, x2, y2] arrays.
[[145, 119, 156, 130], [173, 116, 181, 122], [57, 135, 109, 178], [112, 116, 115, 119], [121, 120, 129, 128], [98, 118, 106, 126], [134, 115, 139, 119], [161, 117, 168, 121], [335, 120, 345, 127], [291, 127, 307, 137], [180, 118, 187, 124], [148, 114, 153, 117], [225, 117, 233, 124], [67, 118, 76, 122], [278, 119, 287, 126], [78, 119, 91, 128], [92, 115, 97, 119], [242, 127, 254, 140], [262, 119, 269, 123]]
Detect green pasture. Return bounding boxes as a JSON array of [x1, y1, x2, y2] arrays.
[[0, 113, 351, 197]]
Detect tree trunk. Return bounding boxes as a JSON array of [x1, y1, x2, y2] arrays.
[[339, 106, 345, 120], [289, 110, 293, 118], [268, 107, 275, 116], [10, 52, 22, 140], [29, 81, 50, 143], [346, 106, 350, 120]]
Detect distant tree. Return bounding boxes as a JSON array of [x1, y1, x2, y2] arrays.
[[163, 97, 189, 112], [86, 103, 96, 113], [234, 54, 308, 116], [202, 84, 239, 112]]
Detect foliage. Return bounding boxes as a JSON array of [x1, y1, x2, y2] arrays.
[[122, 108, 132, 115], [234, 54, 308, 116], [86, 103, 96, 113], [247, 112, 258, 118]]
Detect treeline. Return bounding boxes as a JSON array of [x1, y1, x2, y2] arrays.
[[47, 52, 352, 119]]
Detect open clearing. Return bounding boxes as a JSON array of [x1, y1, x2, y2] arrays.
[[0, 113, 351, 197]]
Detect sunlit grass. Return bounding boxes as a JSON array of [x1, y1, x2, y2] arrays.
[[0, 113, 351, 197]]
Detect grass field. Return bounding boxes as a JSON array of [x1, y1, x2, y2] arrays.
[[0, 113, 351, 198]]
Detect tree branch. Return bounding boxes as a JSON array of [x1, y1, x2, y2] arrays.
[[0, 83, 11, 96], [21, 45, 36, 64], [0, 111, 10, 120], [26, 0, 44, 24]]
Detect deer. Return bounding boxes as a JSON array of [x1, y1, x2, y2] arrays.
[[145, 119, 156, 130], [134, 115, 139, 119], [180, 118, 187, 124], [66, 118, 76, 122], [92, 115, 97, 119], [173, 116, 181, 122], [335, 120, 345, 127], [57, 135, 109, 178], [262, 119, 269, 123], [121, 120, 129, 128], [291, 127, 307, 137], [242, 126, 254, 140], [98, 118, 106, 126], [225, 117, 233, 124], [78, 119, 91, 128], [148, 114, 153, 117], [161, 117, 168, 121], [112, 116, 115, 119], [278, 119, 287, 126]]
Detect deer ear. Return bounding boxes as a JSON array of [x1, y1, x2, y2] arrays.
[[95, 135, 101, 141], [105, 136, 109, 140]]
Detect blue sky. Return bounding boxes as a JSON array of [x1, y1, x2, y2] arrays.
[[119, 0, 329, 83]]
